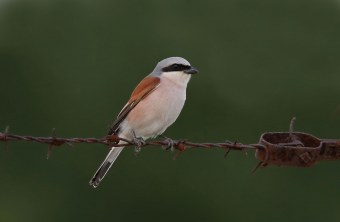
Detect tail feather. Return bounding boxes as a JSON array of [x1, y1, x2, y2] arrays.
[[89, 147, 124, 188]]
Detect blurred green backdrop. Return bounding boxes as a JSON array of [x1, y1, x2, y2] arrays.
[[1, 0, 340, 221]]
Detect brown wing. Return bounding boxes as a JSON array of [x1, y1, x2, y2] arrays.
[[108, 76, 161, 135]]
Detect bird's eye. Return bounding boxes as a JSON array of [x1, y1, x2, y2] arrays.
[[162, 63, 186, 72]]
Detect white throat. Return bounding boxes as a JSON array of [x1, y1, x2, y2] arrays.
[[161, 71, 191, 87]]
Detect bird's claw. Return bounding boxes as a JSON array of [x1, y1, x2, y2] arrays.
[[159, 135, 176, 151], [164, 138, 176, 152], [133, 136, 146, 155], [131, 130, 146, 155]]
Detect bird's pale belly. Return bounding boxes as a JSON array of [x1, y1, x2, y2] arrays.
[[121, 81, 186, 139]]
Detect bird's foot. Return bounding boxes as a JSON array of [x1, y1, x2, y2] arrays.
[[159, 135, 176, 151], [132, 131, 146, 155]]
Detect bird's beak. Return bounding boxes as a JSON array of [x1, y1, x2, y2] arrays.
[[184, 66, 199, 74]]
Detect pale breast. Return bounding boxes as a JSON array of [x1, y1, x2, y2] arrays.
[[121, 76, 187, 139]]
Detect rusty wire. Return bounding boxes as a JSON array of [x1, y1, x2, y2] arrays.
[[1, 118, 340, 170], [0, 126, 260, 160]]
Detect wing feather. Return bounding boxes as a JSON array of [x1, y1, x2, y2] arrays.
[[108, 76, 161, 135]]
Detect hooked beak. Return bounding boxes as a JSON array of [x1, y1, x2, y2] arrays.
[[184, 66, 199, 74]]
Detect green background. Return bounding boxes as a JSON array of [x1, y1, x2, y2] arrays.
[[1, 0, 340, 221]]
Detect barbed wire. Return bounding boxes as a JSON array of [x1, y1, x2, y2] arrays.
[[0, 126, 259, 159], [1, 118, 340, 171]]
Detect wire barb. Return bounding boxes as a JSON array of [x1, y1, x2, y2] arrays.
[[2, 126, 9, 156], [224, 148, 231, 158], [47, 128, 56, 160], [172, 141, 187, 160], [252, 161, 264, 173], [289, 117, 296, 135]]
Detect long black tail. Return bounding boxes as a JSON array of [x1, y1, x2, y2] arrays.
[[89, 147, 124, 188]]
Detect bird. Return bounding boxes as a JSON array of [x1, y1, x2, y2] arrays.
[[89, 56, 198, 188]]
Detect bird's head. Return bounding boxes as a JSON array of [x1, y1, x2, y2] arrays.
[[150, 57, 198, 85]]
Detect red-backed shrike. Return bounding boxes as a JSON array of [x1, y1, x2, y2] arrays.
[[89, 57, 198, 188]]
